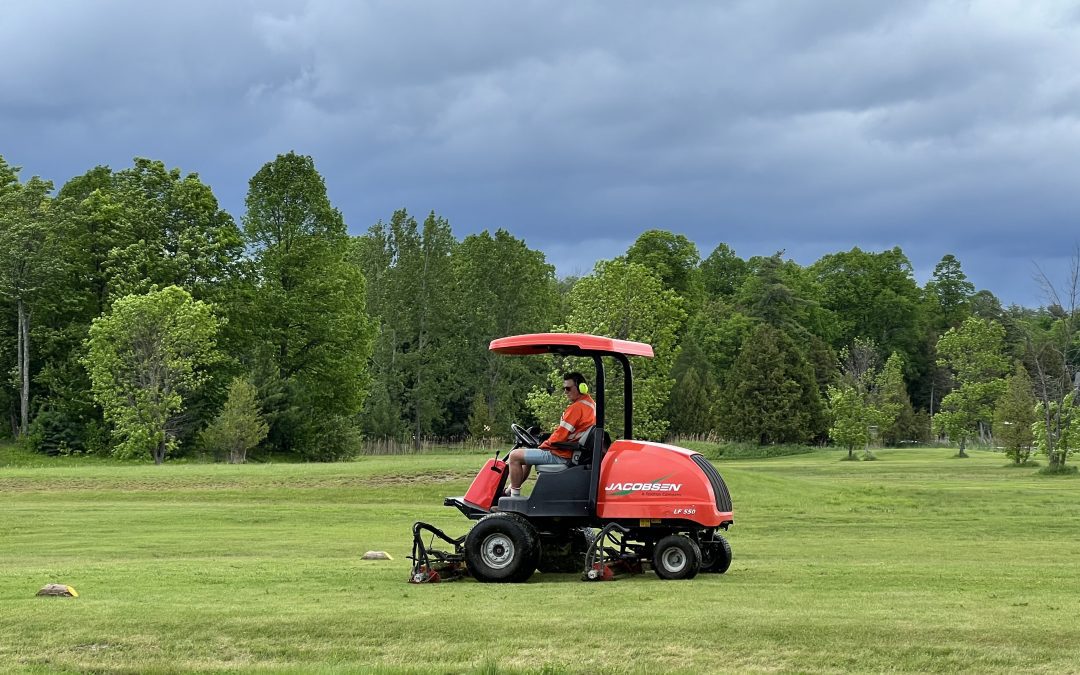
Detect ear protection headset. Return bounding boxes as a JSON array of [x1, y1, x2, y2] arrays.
[[578, 382, 589, 394]]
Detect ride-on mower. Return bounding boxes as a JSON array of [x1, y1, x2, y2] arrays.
[[408, 333, 734, 583]]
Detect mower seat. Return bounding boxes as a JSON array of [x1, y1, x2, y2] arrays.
[[541, 427, 611, 473]]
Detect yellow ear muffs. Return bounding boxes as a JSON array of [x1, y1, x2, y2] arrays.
[[578, 382, 588, 394]]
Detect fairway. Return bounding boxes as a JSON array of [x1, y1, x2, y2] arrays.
[[2, 449, 1078, 673]]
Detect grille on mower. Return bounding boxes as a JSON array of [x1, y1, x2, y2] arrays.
[[691, 455, 732, 512]]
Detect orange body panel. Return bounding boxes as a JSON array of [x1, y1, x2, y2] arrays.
[[596, 440, 733, 527]]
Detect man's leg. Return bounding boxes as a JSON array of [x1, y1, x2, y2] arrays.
[[507, 449, 564, 496], [508, 448, 527, 494]]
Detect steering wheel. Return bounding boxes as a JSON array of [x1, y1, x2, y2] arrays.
[[511, 423, 539, 448]]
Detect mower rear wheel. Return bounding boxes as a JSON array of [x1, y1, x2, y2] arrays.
[[700, 532, 732, 574], [465, 513, 540, 583], [652, 535, 701, 580]]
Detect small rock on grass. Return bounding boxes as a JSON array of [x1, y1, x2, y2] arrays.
[[362, 551, 393, 560], [37, 584, 78, 597]]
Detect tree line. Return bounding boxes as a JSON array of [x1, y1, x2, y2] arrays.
[[1, 152, 1077, 469]]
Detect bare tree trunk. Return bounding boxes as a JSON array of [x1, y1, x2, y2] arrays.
[[413, 242, 430, 452], [16, 299, 29, 437]]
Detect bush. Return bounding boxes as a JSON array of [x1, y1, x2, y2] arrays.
[[26, 409, 85, 456], [297, 415, 362, 462], [1038, 464, 1078, 476]]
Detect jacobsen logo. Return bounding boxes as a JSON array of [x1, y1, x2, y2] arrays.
[[606, 475, 682, 496]]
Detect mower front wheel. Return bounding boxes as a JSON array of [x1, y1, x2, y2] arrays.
[[465, 513, 540, 583], [652, 535, 702, 580]]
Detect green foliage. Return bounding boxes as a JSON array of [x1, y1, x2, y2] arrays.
[[994, 363, 1037, 464], [243, 152, 373, 459], [688, 299, 757, 385], [927, 253, 975, 330], [0, 166, 63, 438], [83, 286, 221, 463], [201, 377, 269, 463], [667, 339, 720, 435], [700, 242, 748, 299], [827, 384, 870, 459], [352, 210, 458, 443], [717, 324, 826, 444], [810, 247, 926, 369], [466, 393, 499, 442], [1032, 391, 1078, 468], [624, 229, 703, 305], [934, 317, 1009, 457], [452, 228, 558, 433], [875, 352, 911, 444], [536, 259, 685, 440]]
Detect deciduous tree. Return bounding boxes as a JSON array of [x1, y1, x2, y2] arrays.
[[529, 260, 685, 440], [201, 377, 268, 463], [83, 286, 220, 464], [934, 317, 1009, 457], [0, 162, 59, 437], [243, 152, 373, 459]]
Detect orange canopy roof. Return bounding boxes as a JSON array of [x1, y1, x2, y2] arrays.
[[489, 333, 654, 357]]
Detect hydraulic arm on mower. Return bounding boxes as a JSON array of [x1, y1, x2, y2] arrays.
[[408, 522, 467, 584]]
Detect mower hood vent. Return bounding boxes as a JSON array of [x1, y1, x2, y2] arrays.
[[691, 454, 732, 512]]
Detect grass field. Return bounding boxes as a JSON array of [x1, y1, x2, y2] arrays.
[[2, 444, 1079, 674]]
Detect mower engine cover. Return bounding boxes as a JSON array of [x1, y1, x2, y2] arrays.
[[463, 458, 507, 510]]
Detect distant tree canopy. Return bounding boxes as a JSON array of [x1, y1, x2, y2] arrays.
[[1, 149, 1075, 463]]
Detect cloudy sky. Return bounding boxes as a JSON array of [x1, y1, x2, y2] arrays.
[[4, 0, 1080, 306]]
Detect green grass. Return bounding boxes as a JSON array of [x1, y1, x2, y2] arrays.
[[2, 444, 1079, 673]]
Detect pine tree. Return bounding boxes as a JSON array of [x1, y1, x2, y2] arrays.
[[717, 324, 824, 444], [993, 363, 1037, 464], [201, 378, 269, 464]]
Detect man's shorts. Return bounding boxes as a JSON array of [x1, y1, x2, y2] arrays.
[[521, 449, 569, 466]]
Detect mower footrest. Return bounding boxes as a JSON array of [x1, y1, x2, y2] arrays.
[[444, 496, 490, 520]]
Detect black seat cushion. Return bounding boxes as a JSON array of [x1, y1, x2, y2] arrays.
[[549, 427, 612, 467]]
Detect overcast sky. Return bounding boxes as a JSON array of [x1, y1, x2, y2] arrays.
[[3, 0, 1080, 306]]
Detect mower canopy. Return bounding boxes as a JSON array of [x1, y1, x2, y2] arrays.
[[489, 332, 650, 442], [489, 333, 654, 358]]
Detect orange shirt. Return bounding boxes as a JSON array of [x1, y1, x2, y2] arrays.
[[540, 394, 596, 458]]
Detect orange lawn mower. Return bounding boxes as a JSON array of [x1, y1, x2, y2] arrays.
[[408, 333, 734, 583]]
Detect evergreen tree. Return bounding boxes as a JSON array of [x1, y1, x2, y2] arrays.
[[201, 377, 269, 464], [877, 352, 918, 446], [351, 209, 459, 444], [717, 324, 825, 444], [927, 254, 975, 330], [667, 338, 720, 436], [993, 362, 1037, 464]]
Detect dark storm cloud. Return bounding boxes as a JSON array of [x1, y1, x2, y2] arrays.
[[3, 0, 1079, 305]]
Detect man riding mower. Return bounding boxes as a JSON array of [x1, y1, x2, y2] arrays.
[[408, 333, 734, 583]]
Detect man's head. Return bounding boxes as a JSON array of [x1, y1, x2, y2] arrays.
[[561, 372, 588, 402]]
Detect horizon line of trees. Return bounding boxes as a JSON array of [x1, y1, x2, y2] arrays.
[[1, 152, 1077, 470]]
